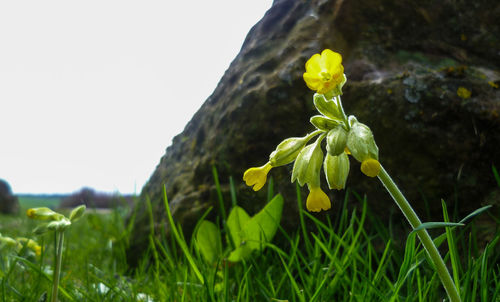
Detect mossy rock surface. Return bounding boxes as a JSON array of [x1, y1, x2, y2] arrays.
[[0, 179, 19, 214], [127, 0, 500, 265]]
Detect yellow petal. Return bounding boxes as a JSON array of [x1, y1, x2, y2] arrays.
[[321, 49, 342, 71], [305, 53, 322, 74], [303, 72, 321, 91], [360, 158, 381, 177], [306, 186, 331, 212], [243, 162, 272, 191]]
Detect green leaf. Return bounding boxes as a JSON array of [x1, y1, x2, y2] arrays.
[[226, 206, 250, 248], [310, 115, 339, 131], [243, 194, 284, 251], [227, 244, 253, 263], [458, 205, 492, 224], [162, 186, 204, 284], [313, 94, 342, 120], [69, 205, 86, 222], [195, 220, 222, 264], [411, 222, 464, 234]]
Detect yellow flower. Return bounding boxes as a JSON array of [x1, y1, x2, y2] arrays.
[[16, 237, 42, 256], [26, 208, 35, 218], [243, 162, 272, 191], [303, 49, 345, 95], [26, 207, 65, 221], [457, 87, 471, 99], [306, 186, 331, 212], [360, 158, 381, 177]]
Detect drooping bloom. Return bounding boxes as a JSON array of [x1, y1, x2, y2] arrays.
[[243, 162, 272, 191], [16, 237, 42, 256], [361, 158, 381, 177], [26, 207, 64, 221], [306, 186, 331, 212], [303, 49, 345, 95]]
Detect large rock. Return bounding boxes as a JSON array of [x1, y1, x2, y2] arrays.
[[127, 0, 500, 264], [0, 179, 19, 214]]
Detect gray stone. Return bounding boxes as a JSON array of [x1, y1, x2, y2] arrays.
[[127, 0, 500, 265], [0, 179, 19, 214]]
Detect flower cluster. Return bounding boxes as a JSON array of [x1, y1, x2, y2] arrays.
[[243, 49, 381, 212], [26, 205, 86, 233], [0, 233, 42, 256]]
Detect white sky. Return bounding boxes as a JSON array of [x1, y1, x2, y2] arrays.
[[0, 0, 272, 195]]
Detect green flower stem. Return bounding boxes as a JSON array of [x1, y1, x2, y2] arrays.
[[334, 95, 350, 130], [305, 130, 324, 141], [51, 231, 64, 302], [377, 165, 461, 302]]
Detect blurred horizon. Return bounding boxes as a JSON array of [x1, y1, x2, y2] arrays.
[[0, 0, 273, 195]]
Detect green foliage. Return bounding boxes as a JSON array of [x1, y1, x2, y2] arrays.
[[196, 220, 221, 264], [0, 170, 498, 301], [195, 194, 284, 264], [17, 195, 61, 211], [228, 194, 283, 262]]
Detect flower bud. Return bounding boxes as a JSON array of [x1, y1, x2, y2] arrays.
[[324, 152, 350, 190], [69, 205, 86, 222], [310, 115, 340, 131], [291, 139, 324, 187], [269, 137, 308, 167], [26, 207, 65, 221], [326, 125, 348, 156], [313, 94, 342, 120], [346, 120, 379, 163], [16, 237, 42, 256], [47, 219, 71, 231], [0, 235, 17, 247]]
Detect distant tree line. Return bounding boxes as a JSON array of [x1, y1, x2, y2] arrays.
[[59, 187, 134, 209]]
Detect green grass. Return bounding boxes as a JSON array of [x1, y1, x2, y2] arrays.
[[18, 195, 62, 211], [1, 176, 499, 301]]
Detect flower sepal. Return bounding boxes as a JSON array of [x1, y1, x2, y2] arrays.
[[310, 115, 340, 131], [313, 94, 343, 120], [291, 138, 324, 187], [326, 125, 348, 156], [324, 152, 350, 190], [346, 120, 379, 163], [270, 136, 308, 167]]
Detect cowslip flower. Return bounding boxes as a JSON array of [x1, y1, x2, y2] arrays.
[[306, 186, 331, 212], [16, 237, 42, 256], [361, 158, 381, 177], [243, 162, 272, 191], [303, 49, 345, 95]]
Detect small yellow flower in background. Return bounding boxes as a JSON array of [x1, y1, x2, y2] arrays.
[[488, 81, 499, 89], [26, 208, 35, 218], [26, 207, 64, 221], [303, 49, 345, 95], [361, 158, 381, 177], [18, 238, 42, 256], [243, 162, 272, 191], [457, 86, 471, 99], [306, 186, 331, 212]]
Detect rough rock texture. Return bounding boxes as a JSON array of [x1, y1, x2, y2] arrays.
[[127, 0, 500, 265], [0, 179, 19, 214]]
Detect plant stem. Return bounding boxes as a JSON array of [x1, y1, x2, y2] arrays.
[[51, 231, 64, 302], [377, 165, 461, 302]]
